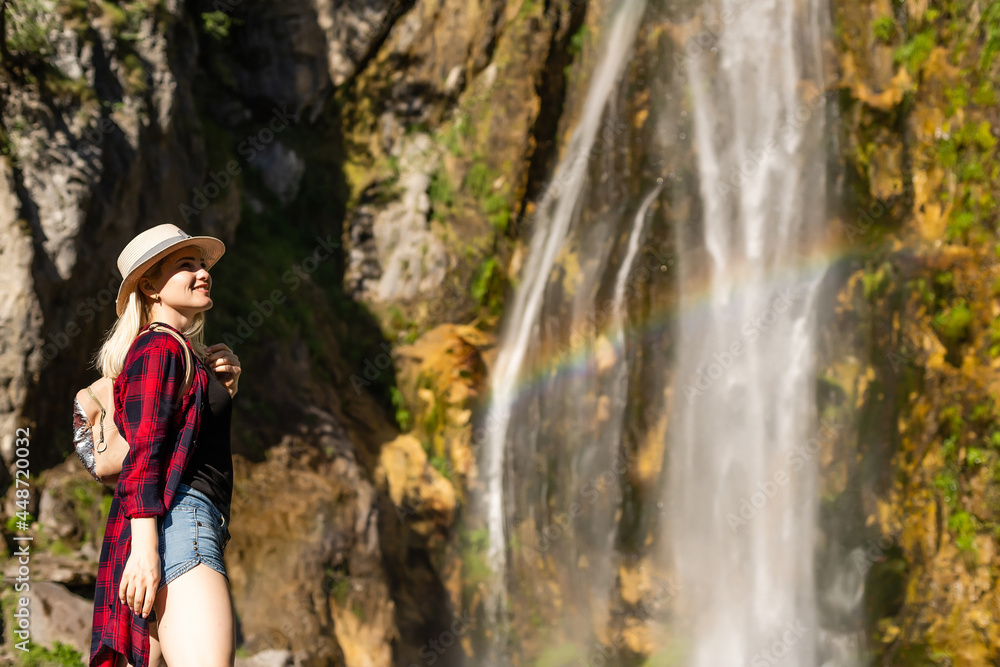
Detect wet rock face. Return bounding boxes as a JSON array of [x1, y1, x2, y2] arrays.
[[829, 0, 1000, 662]]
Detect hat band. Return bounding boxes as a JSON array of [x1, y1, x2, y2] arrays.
[[123, 234, 192, 278]]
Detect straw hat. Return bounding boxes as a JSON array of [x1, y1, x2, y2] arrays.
[[116, 224, 226, 316]]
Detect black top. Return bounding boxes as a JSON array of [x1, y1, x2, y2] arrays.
[[180, 356, 234, 525]]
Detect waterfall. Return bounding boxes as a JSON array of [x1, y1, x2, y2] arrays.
[[478, 0, 648, 635], [664, 0, 832, 664], [603, 181, 663, 482], [472, 0, 845, 661]]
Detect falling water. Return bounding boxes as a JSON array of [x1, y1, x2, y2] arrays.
[[664, 0, 832, 664], [604, 181, 663, 463], [478, 0, 648, 637], [472, 0, 849, 661]]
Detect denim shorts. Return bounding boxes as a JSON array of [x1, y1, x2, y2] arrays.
[[156, 483, 231, 592]]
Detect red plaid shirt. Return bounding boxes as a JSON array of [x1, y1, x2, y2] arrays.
[[90, 321, 207, 667]]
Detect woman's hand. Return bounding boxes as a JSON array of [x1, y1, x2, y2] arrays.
[[120, 528, 160, 619], [205, 343, 240, 398]]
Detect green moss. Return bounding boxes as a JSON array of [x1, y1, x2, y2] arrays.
[[862, 264, 890, 300], [100, 1, 127, 31], [971, 401, 994, 423], [894, 29, 936, 73], [533, 642, 585, 667], [464, 161, 494, 199], [484, 192, 510, 232], [39, 67, 95, 103], [390, 386, 412, 431], [973, 120, 996, 149], [988, 317, 1000, 356], [59, 0, 90, 21], [942, 434, 959, 464], [387, 304, 418, 343], [3, 0, 56, 58], [331, 578, 351, 606], [966, 446, 984, 466], [48, 539, 73, 556], [937, 137, 959, 167], [20, 640, 86, 667], [460, 527, 492, 596], [932, 300, 973, 344], [428, 169, 455, 212], [946, 209, 975, 241], [471, 256, 505, 316], [567, 24, 590, 57], [420, 381, 446, 450], [981, 0, 1000, 69], [439, 121, 466, 157], [946, 84, 969, 111], [872, 16, 895, 44], [947, 510, 979, 554], [201, 11, 232, 40], [911, 277, 935, 308], [122, 53, 147, 94], [516, 0, 541, 20], [462, 159, 512, 231], [959, 159, 985, 181], [940, 404, 963, 435], [886, 644, 953, 665], [429, 455, 452, 481], [972, 81, 997, 106], [933, 472, 959, 514], [644, 643, 689, 667]]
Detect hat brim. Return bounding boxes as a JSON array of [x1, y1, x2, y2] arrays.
[[116, 236, 226, 317]]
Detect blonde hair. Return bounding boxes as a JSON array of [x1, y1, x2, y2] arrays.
[[93, 256, 210, 378]]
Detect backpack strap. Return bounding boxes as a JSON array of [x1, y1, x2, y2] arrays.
[[141, 323, 195, 408], [84, 383, 110, 453]]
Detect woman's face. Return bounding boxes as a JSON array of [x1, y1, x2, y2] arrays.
[[141, 246, 213, 314]]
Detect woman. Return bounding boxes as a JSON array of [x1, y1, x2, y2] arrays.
[[88, 224, 242, 667]]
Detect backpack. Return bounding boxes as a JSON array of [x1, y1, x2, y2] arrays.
[[71, 323, 194, 488]]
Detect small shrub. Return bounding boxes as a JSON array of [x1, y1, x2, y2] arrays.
[[21, 640, 85, 667], [4, 0, 56, 59], [933, 300, 973, 344], [893, 29, 936, 73], [872, 16, 895, 43], [428, 169, 454, 209], [201, 11, 231, 41]]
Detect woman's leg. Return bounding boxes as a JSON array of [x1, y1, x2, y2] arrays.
[[154, 563, 235, 667], [149, 618, 164, 667]]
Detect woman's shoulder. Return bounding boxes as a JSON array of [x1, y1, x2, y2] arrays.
[[122, 329, 191, 372], [132, 329, 188, 354]]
